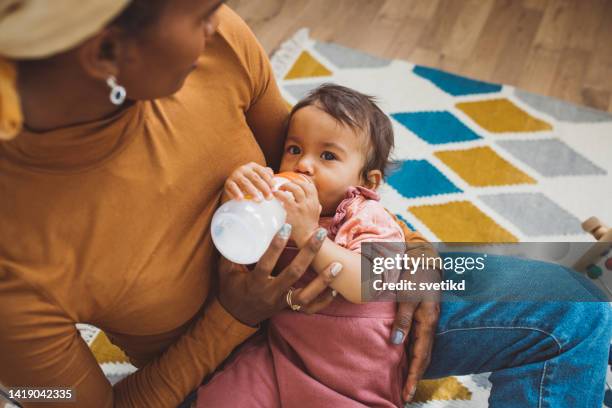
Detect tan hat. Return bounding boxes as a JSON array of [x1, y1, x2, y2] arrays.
[[0, 0, 130, 140]]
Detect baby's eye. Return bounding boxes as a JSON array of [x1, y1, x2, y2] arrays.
[[321, 151, 336, 161], [286, 145, 301, 155]]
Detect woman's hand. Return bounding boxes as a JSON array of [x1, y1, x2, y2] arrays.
[[274, 177, 322, 248], [395, 300, 440, 402], [224, 162, 275, 202], [217, 225, 342, 327], [390, 245, 442, 403]]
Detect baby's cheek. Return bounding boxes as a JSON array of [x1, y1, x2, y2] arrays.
[[278, 160, 290, 173]]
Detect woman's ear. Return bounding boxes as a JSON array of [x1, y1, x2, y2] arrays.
[[365, 170, 382, 190], [76, 27, 124, 81]]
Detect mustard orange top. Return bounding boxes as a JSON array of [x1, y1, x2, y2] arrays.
[[0, 6, 288, 407]]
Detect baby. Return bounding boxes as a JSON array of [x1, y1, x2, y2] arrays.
[[198, 84, 422, 407]]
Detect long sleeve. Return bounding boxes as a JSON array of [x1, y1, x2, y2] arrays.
[[113, 300, 256, 407], [0, 268, 256, 408], [0, 5, 276, 407]]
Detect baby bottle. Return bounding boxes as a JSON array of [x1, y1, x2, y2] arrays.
[[211, 172, 304, 264]]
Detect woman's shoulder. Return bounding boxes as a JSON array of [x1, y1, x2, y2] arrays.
[[215, 6, 259, 50], [174, 5, 272, 111], [193, 5, 269, 86]]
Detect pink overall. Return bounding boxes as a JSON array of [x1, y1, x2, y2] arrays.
[[197, 187, 407, 407]]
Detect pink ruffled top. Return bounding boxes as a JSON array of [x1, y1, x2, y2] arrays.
[[320, 186, 405, 252]]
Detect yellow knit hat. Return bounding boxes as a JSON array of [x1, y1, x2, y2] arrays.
[[0, 0, 130, 140]]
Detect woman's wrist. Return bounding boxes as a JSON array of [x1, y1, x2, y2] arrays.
[[217, 294, 260, 329], [212, 297, 260, 330]]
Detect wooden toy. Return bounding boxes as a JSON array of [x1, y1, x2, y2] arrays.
[[573, 217, 612, 279]]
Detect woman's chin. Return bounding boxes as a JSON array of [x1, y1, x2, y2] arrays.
[[167, 65, 197, 96], [164, 75, 190, 97]]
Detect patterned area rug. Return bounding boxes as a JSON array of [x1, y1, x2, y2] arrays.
[[273, 29, 612, 247], [72, 30, 612, 408], [269, 29, 612, 407]]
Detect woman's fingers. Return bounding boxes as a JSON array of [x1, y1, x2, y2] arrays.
[[403, 329, 433, 403], [274, 228, 326, 290], [294, 262, 342, 306], [217, 256, 242, 278], [300, 288, 337, 314], [253, 224, 292, 281], [390, 301, 417, 345], [402, 301, 439, 403]]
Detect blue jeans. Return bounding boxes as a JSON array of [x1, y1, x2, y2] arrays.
[[179, 254, 612, 407], [421, 254, 612, 407]]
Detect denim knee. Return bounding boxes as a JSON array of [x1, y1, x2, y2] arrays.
[[561, 302, 612, 349]]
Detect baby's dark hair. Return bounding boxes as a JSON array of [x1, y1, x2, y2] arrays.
[[288, 84, 395, 181]]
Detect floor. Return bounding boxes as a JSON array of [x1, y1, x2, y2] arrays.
[[227, 0, 612, 113]]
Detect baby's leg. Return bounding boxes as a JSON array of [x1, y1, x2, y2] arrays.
[[196, 335, 280, 408]]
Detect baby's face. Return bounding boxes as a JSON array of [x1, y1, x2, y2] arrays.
[[279, 105, 367, 216]]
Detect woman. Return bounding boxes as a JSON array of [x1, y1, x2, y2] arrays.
[[0, 1, 346, 406], [0, 1, 610, 407]]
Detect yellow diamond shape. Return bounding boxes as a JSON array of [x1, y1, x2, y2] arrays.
[[414, 377, 472, 402], [410, 201, 518, 242], [284, 51, 332, 80], [90, 330, 130, 365], [435, 146, 536, 187], [457, 98, 552, 133]]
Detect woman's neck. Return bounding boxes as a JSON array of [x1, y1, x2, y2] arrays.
[[17, 58, 122, 132]]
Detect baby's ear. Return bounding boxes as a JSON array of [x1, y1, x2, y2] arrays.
[[365, 170, 382, 190]]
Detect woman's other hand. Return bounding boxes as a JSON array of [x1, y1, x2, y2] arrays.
[[390, 252, 441, 403], [224, 162, 275, 202], [217, 225, 341, 327], [395, 300, 440, 402]]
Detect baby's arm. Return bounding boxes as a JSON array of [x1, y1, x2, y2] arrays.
[[310, 239, 364, 303], [311, 211, 405, 303], [278, 180, 404, 303]]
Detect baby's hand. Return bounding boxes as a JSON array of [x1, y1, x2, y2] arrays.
[[225, 162, 275, 202], [274, 177, 322, 248]]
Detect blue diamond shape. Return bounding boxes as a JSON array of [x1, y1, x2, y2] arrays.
[[413, 65, 502, 96], [387, 160, 462, 199], [392, 111, 482, 145], [394, 213, 415, 231]]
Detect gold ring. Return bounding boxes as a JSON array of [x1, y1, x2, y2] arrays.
[[286, 287, 301, 311]]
